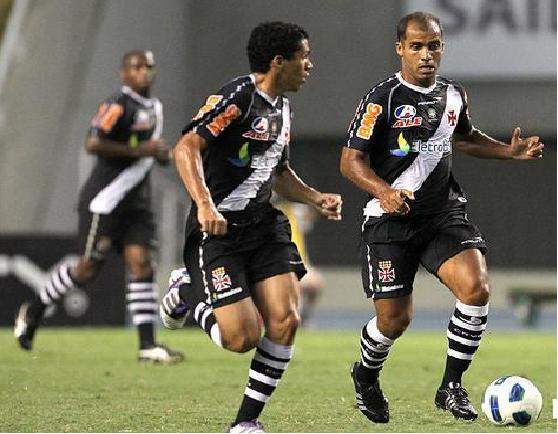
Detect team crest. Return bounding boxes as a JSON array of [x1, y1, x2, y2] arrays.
[[378, 261, 395, 283], [212, 267, 232, 291]]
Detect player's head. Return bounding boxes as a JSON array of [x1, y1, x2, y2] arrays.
[[120, 50, 156, 94], [247, 21, 313, 92], [395, 12, 444, 86]]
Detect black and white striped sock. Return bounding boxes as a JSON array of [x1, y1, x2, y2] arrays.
[[126, 275, 158, 349], [192, 301, 222, 347], [39, 263, 78, 306], [358, 317, 394, 382], [442, 300, 489, 387], [234, 337, 293, 425]]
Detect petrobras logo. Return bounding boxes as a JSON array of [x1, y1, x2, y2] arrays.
[[251, 117, 269, 133], [394, 105, 416, 119]]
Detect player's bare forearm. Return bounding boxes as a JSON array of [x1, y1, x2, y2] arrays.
[[454, 129, 512, 159], [85, 136, 142, 159], [273, 165, 321, 205], [173, 132, 214, 208], [340, 147, 390, 197]]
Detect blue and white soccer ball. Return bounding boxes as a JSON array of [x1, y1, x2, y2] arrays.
[[481, 376, 542, 426]]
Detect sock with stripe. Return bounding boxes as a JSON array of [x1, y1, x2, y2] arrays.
[[192, 301, 222, 347], [29, 263, 80, 320], [126, 274, 158, 350], [233, 336, 294, 425], [357, 317, 394, 383], [441, 300, 489, 388]]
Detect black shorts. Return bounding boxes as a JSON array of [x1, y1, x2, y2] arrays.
[[183, 208, 306, 309], [77, 202, 155, 260], [361, 208, 487, 300]]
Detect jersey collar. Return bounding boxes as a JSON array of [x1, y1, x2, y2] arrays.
[[121, 85, 155, 106], [250, 74, 279, 107], [395, 72, 437, 94]]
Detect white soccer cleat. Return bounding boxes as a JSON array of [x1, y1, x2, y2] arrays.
[[138, 344, 184, 364], [228, 420, 265, 433], [160, 268, 191, 329]]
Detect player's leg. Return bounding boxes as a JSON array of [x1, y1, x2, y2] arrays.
[[434, 249, 489, 420], [421, 212, 488, 420], [229, 272, 300, 431], [14, 211, 109, 350], [351, 234, 419, 423], [123, 243, 183, 363], [299, 266, 323, 327]]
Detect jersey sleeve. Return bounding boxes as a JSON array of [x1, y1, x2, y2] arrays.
[[454, 85, 474, 135], [182, 79, 252, 143], [88, 95, 124, 139], [345, 91, 386, 152]]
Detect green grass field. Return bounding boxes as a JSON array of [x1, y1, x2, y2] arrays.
[[0, 327, 555, 432]]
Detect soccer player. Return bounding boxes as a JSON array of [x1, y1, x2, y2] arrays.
[[14, 50, 184, 363], [170, 22, 342, 432], [340, 12, 544, 423]]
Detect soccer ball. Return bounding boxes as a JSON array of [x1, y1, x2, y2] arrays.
[[481, 376, 542, 425]]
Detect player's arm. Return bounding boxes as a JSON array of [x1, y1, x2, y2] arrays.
[[341, 93, 413, 215], [453, 86, 543, 160], [173, 132, 227, 236], [340, 148, 413, 215], [454, 128, 544, 160], [273, 163, 342, 220], [84, 136, 169, 161]]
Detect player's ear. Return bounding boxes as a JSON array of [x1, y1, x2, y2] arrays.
[[271, 55, 285, 69], [395, 41, 403, 57]]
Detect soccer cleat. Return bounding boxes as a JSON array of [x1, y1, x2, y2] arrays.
[[435, 382, 478, 420], [350, 362, 389, 423], [14, 302, 40, 351], [228, 420, 265, 433], [138, 344, 184, 364], [159, 268, 191, 329]]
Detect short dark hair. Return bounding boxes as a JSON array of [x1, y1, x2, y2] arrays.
[[397, 12, 443, 41], [121, 50, 154, 68], [247, 22, 309, 73]]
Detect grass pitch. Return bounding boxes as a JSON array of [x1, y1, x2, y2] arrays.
[[0, 327, 555, 432]]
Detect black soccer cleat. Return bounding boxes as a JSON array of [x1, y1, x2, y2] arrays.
[[350, 362, 389, 423], [14, 302, 40, 351], [435, 382, 478, 420]]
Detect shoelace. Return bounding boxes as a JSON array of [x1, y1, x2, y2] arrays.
[[447, 387, 470, 408], [362, 382, 386, 406]]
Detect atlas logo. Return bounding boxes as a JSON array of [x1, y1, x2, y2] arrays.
[[228, 142, 250, 167], [394, 105, 416, 119]]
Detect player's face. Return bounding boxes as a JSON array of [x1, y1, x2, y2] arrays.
[[279, 39, 313, 92], [396, 20, 444, 86], [121, 53, 156, 92]]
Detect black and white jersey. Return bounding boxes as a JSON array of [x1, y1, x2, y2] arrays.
[[182, 74, 291, 231], [346, 72, 473, 217], [80, 86, 163, 214]]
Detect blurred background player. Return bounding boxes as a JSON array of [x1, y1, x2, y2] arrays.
[[340, 12, 544, 424], [167, 22, 342, 432], [14, 50, 184, 363], [274, 199, 323, 327]]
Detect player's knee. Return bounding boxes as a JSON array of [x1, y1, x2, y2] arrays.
[[72, 258, 100, 283], [268, 309, 301, 343], [461, 279, 490, 306], [377, 311, 412, 339], [222, 330, 260, 353]]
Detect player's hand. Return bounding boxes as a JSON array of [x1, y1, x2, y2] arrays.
[[378, 188, 414, 215], [140, 139, 171, 163], [509, 127, 544, 160], [313, 193, 342, 221], [198, 202, 228, 236]]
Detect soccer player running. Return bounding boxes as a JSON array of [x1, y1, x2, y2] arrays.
[[171, 22, 342, 432], [14, 50, 184, 363], [340, 12, 544, 423]]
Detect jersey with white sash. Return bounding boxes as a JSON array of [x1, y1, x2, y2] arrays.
[[346, 72, 473, 218], [80, 85, 163, 214], [182, 74, 291, 236]]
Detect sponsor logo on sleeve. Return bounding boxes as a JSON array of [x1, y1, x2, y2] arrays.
[[207, 104, 241, 137], [356, 103, 382, 140], [193, 95, 223, 120]]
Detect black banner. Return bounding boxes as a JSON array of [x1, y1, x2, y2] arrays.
[[0, 235, 125, 326]]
